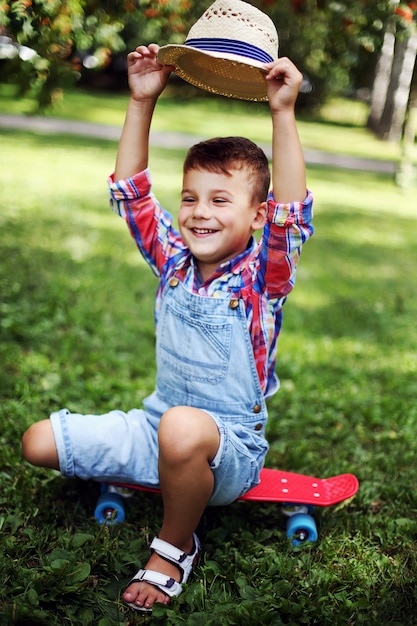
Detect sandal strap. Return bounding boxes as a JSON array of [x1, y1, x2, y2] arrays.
[[150, 533, 200, 583], [151, 537, 188, 562], [130, 568, 183, 598]]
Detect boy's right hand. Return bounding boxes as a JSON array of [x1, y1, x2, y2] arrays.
[[264, 57, 303, 113], [127, 44, 174, 102]]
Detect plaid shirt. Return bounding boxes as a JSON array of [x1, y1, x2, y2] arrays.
[[109, 169, 313, 398]]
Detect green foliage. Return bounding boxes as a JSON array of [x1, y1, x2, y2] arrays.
[[393, 2, 417, 33], [261, 0, 394, 108], [0, 0, 194, 109], [1, 0, 126, 109], [0, 0, 399, 111], [0, 118, 417, 624]]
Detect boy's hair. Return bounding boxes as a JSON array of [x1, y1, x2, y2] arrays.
[[183, 137, 270, 204]]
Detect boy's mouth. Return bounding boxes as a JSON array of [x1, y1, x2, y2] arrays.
[[192, 228, 217, 235]]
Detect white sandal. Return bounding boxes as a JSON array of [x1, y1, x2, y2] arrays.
[[124, 533, 200, 613]]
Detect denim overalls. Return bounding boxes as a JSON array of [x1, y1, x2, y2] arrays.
[[50, 274, 270, 506]]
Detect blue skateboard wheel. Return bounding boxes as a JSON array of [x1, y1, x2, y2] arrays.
[[94, 492, 126, 524], [286, 513, 318, 545]]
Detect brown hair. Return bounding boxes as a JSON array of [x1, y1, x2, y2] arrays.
[[183, 136, 270, 204]]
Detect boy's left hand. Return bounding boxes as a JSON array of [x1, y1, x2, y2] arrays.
[[264, 57, 303, 111]]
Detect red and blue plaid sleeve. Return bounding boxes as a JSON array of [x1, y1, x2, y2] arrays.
[[256, 190, 314, 298], [108, 169, 187, 279]]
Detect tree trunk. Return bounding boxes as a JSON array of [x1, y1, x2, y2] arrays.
[[396, 84, 417, 187], [367, 26, 396, 132], [368, 30, 417, 142], [378, 32, 417, 142]]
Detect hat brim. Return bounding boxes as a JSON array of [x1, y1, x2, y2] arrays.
[[157, 45, 269, 101]]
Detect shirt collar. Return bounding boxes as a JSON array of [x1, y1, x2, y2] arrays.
[[174, 236, 256, 277], [217, 236, 256, 275]]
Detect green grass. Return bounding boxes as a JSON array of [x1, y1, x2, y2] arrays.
[[0, 83, 412, 164], [1, 115, 417, 625]]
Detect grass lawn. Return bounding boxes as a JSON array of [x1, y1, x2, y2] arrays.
[[1, 82, 414, 165], [1, 107, 417, 625]]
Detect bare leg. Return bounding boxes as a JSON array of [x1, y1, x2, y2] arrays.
[[123, 406, 220, 611], [22, 420, 59, 469]]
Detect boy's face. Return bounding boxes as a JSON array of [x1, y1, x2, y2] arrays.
[[178, 167, 266, 281]]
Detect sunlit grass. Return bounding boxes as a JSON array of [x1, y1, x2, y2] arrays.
[[1, 127, 417, 624], [0, 82, 411, 163]]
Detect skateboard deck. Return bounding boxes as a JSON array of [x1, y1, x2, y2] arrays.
[[95, 468, 358, 544], [237, 468, 359, 506], [109, 467, 358, 507]]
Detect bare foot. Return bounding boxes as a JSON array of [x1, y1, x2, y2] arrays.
[[123, 551, 179, 610], [124, 534, 199, 611]]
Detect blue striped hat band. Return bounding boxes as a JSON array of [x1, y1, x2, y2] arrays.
[[184, 38, 273, 64]]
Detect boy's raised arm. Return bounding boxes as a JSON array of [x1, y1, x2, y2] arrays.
[[264, 58, 306, 203], [114, 44, 172, 181]]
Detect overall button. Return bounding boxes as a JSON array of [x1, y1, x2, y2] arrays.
[[229, 299, 239, 309], [253, 404, 261, 414], [169, 277, 179, 287], [254, 423, 263, 431]]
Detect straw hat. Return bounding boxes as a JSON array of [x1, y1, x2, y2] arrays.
[[157, 0, 279, 102]]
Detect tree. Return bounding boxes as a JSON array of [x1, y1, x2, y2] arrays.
[[259, 0, 393, 110], [0, 0, 194, 109], [0, 0, 407, 114], [367, 1, 417, 142]]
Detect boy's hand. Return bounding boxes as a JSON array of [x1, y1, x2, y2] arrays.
[[264, 57, 303, 112], [127, 44, 174, 102]]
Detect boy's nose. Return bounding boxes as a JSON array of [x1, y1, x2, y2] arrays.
[[193, 202, 210, 218]]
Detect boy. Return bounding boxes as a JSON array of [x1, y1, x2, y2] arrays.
[[22, 44, 313, 612]]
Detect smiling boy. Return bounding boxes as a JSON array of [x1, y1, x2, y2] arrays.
[[179, 140, 268, 280], [22, 43, 313, 612]]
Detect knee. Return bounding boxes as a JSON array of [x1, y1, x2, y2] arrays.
[[22, 420, 59, 469], [158, 407, 219, 464], [159, 407, 192, 461], [22, 423, 44, 465]]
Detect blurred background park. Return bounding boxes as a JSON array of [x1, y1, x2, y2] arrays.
[[1, 0, 416, 151], [1, 1, 417, 625]]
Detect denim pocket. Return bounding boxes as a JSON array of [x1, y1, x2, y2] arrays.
[[158, 302, 232, 384]]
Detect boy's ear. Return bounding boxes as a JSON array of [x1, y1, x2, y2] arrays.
[[252, 201, 267, 230]]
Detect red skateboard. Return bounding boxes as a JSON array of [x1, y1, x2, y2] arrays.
[[95, 468, 358, 545]]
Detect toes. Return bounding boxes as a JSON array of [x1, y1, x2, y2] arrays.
[[123, 582, 167, 610], [123, 582, 145, 606], [123, 582, 138, 600]]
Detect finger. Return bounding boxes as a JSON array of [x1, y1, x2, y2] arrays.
[[264, 58, 301, 82], [131, 45, 159, 60], [147, 43, 160, 55]]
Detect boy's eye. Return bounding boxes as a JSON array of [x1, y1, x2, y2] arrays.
[[182, 196, 195, 203], [213, 198, 227, 204]]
